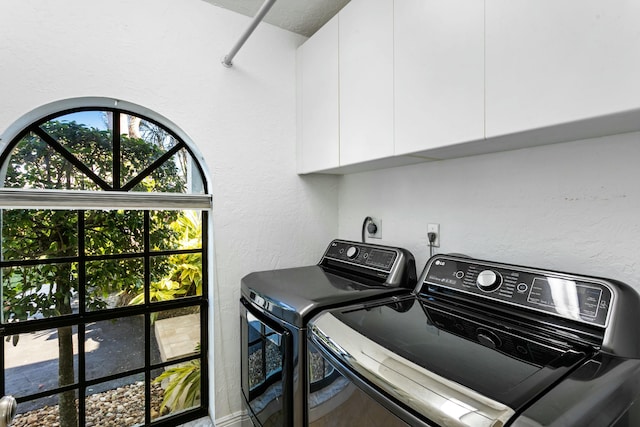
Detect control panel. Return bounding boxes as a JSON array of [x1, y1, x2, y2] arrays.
[[423, 255, 614, 328], [323, 240, 398, 272], [425, 305, 565, 366]]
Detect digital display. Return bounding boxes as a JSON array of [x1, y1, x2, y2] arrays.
[[527, 277, 603, 319], [365, 249, 395, 270]]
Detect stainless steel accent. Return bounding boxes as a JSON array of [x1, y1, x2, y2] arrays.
[[346, 246, 358, 259], [311, 313, 516, 427], [221, 0, 277, 67], [476, 270, 501, 292], [0, 396, 16, 427]]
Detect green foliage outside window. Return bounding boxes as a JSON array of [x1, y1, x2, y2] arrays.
[[0, 114, 204, 427]]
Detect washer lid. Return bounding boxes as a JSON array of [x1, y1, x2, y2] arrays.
[[310, 296, 590, 425], [241, 266, 408, 327]]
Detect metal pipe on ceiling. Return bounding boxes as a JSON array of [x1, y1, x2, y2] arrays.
[[221, 0, 277, 67]]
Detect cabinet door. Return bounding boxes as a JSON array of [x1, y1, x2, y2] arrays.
[[339, 0, 394, 166], [394, 0, 485, 156], [486, 0, 640, 138], [297, 15, 339, 174]]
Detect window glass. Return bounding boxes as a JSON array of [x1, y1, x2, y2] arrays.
[[150, 253, 203, 302], [85, 374, 146, 426], [85, 316, 145, 381], [40, 114, 114, 187], [152, 306, 201, 365], [85, 210, 145, 255], [4, 326, 78, 396], [150, 210, 202, 251], [151, 360, 201, 421], [3, 134, 99, 190], [1, 262, 78, 322], [1, 209, 78, 260], [0, 105, 208, 426], [85, 258, 144, 311]]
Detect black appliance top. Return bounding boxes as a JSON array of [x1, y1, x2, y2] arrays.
[[419, 254, 640, 358], [241, 240, 417, 327], [309, 254, 640, 427], [312, 296, 588, 420]]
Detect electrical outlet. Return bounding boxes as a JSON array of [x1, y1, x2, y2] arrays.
[[427, 223, 440, 247], [367, 217, 382, 239]]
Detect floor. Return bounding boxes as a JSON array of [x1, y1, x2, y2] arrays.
[[178, 416, 213, 426]]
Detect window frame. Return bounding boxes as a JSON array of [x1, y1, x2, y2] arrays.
[[0, 102, 211, 427]]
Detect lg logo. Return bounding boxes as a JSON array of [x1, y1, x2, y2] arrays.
[[435, 260, 446, 266]]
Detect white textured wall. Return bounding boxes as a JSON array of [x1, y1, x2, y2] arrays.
[[339, 132, 640, 290], [0, 0, 339, 420]]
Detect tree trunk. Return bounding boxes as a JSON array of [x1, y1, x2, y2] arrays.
[[57, 263, 77, 427], [58, 325, 77, 427]]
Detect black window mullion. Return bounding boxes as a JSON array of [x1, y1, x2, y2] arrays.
[[78, 210, 86, 426], [32, 126, 112, 191], [121, 143, 185, 192], [200, 211, 209, 410], [113, 110, 121, 190], [144, 210, 152, 425]]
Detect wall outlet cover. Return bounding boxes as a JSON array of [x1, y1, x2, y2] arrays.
[[368, 217, 382, 239]]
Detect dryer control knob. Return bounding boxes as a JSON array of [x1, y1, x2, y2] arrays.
[[476, 270, 502, 292], [346, 246, 359, 259]]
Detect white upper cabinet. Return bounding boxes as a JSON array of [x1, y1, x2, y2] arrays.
[[486, 0, 640, 138], [338, 0, 394, 165], [394, 0, 485, 156], [297, 15, 340, 174]]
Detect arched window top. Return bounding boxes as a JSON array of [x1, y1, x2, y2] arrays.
[[0, 100, 209, 424], [1, 107, 206, 195]]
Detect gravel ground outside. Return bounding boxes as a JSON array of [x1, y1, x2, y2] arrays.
[[11, 381, 165, 427]]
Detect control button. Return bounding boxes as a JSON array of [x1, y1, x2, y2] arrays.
[[363, 252, 369, 259], [476, 270, 502, 292], [455, 271, 465, 279], [339, 248, 345, 254], [476, 328, 501, 349], [517, 283, 528, 293], [346, 246, 359, 259]]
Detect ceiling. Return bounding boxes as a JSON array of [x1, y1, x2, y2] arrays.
[[204, 0, 351, 37]]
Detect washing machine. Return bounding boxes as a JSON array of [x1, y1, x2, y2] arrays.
[[240, 239, 417, 426], [308, 254, 640, 426]]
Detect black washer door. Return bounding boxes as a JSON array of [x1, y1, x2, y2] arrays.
[[240, 298, 293, 427]]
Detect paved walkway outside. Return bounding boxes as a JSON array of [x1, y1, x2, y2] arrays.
[[5, 315, 161, 412]]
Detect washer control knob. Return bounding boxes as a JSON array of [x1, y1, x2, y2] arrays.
[[477, 328, 502, 349], [476, 270, 502, 292], [346, 246, 359, 259]]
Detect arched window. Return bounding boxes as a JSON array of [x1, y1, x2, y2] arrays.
[[0, 101, 210, 427]]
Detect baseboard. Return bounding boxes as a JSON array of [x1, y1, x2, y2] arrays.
[[215, 410, 250, 427]]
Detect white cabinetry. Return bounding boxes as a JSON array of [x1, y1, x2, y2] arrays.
[[394, 0, 484, 155], [486, 0, 640, 138], [297, 15, 339, 174], [298, 0, 640, 174], [339, 0, 394, 165]]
